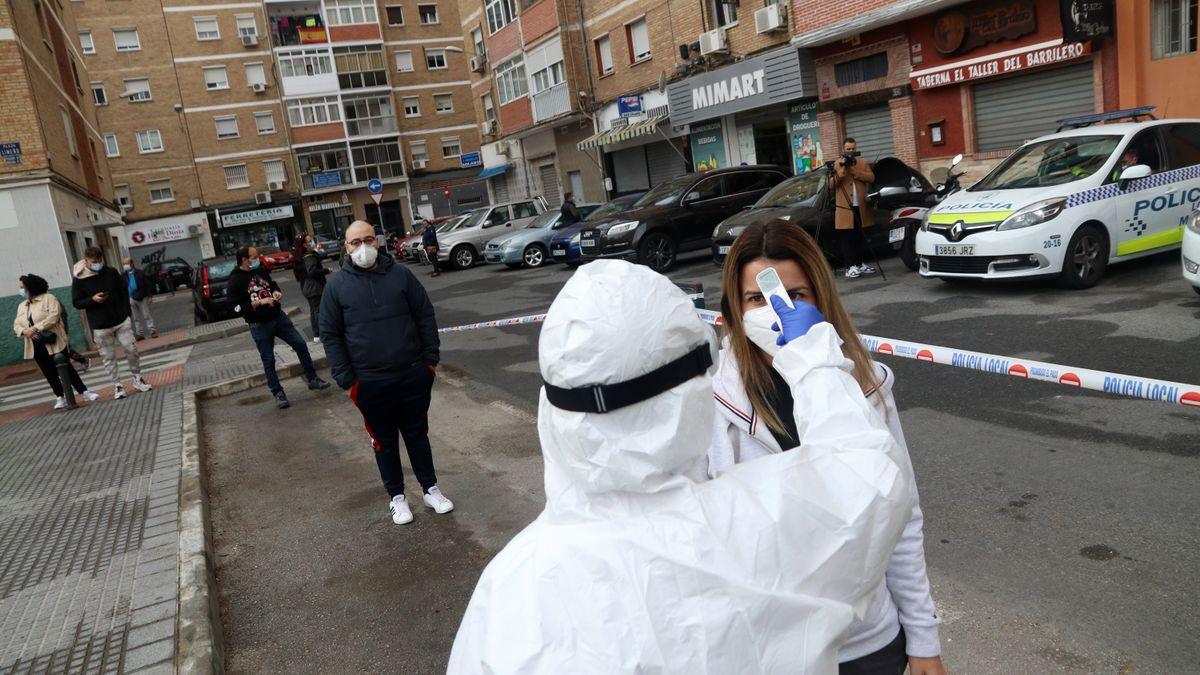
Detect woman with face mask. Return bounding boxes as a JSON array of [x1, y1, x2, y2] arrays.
[[12, 274, 99, 409], [709, 220, 945, 675]]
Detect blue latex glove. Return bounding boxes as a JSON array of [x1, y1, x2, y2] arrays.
[[770, 295, 826, 346]]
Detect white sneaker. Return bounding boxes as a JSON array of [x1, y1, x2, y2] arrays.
[[859, 264, 877, 275], [423, 486, 454, 514], [54, 396, 66, 409], [844, 265, 861, 279], [132, 375, 152, 392], [80, 391, 100, 402], [389, 495, 413, 525], [113, 384, 127, 400], [312, 336, 321, 343]]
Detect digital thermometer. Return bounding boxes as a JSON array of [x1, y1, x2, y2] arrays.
[[755, 267, 794, 319]]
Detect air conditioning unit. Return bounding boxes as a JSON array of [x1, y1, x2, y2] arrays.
[[483, 119, 496, 135], [251, 82, 267, 93], [755, 4, 787, 33], [240, 34, 258, 47], [412, 159, 427, 169], [254, 191, 272, 204], [699, 28, 728, 56], [496, 140, 511, 156], [470, 56, 485, 73], [190, 198, 202, 209], [267, 180, 284, 191]]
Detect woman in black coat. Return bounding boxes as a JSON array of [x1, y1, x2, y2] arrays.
[[296, 237, 330, 342]]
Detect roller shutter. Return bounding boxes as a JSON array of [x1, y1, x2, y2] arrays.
[[974, 62, 1094, 152], [646, 141, 687, 186], [611, 146, 650, 193], [538, 164, 562, 207], [843, 105, 895, 161], [492, 175, 510, 203]]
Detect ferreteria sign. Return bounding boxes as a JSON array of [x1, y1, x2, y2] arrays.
[[668, 46, 815, 127], [220, 204, 295, 228], [910, 39, 1090, 90]]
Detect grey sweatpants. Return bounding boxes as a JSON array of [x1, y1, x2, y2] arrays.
[[129, 297, 156, 336], [93, 317, 141, 384]]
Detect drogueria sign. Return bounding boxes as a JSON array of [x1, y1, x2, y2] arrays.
[[668, 46, 815, 127]]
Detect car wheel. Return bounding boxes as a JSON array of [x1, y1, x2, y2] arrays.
[[1193, 286, 1200, 297], [638, 232, 677, 273], [193, 304, 206, 325], [451, 245, 476, 270], [1058, 224, 1108, 289], [899, 221, 919, 272], [522, 244, 547, 268]]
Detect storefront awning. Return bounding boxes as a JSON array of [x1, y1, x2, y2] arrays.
[[791, 0, 970, 47], [577, 114, 669, 151], [476, 164, 512, 180]]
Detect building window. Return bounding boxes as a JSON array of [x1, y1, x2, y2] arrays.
[[113, 28, 140, 52], [494, 55, 527, 104], [91, 81, 107, 106], [203, 66, 229, 90], [298, 143, 351, 190], [224, 164, 250, 189], [327, 0, 379, 25], [255, 111, 276, 134], [194, 16, 220, 41], [626, 18, 650, 63], [531, 60, 565, 93], [395, 50, 414, 71], [264, 159, 287, 185], [410, 140, 428, 164], [123, 77, 151, 102], [215, 115, 240, 140], [425, 47, 447, 69], [707, 0, 737, 28], [114, 184, 132, 210], [834, 52, 888, 87], [79, 31, 94, 54], [386, 5, 405, 25], [471, 27, 485, 58], [70, 60, 82, 93], [236, 14, 257, 38], [343, 94, 397, 135], [1152, 0, 1198, 59], [334, 45, 388, 88], [102, 133, 119, 157], [595, 35, 613, 75], [485, 0, 516, 34], [418, 4, 439, 24], [434, 93, 454, 113], [279, 49, 332, 78], [148, 179, 174, 204], [136, 129, 163, 153], [350, 137, 405, 182], [441, 136, 461, 158], [244, 62, 267, 87], [403, 96, 420, 117], [60, 108, 78, 158], [287, 96, 342, 126], [481, 92, 495, 120]]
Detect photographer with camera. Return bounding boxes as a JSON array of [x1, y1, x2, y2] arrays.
[[828, 138, 877, 279]]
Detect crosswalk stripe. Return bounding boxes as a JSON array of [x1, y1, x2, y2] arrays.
[[0, 347, 191, 411]]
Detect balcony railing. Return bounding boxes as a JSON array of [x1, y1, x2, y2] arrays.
[[272, 17, 327, 46], [532, 83, 571, 123]]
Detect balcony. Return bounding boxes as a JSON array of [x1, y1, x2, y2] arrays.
[[267, 2, 327, 46], [532, 83, 571, 123], [278, 47, 338, 97]]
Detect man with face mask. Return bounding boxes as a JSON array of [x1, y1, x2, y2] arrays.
[[122, 257, 157, 340], [320, 221, 452, 524], [229, 245, 330, 409], [72, 246, 151, 399], [448, 260, 913, 673]]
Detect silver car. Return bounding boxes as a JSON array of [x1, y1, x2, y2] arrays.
[[438, 198, 547, 269]]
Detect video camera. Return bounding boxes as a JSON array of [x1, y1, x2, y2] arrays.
[[840, 150, 861, 167]]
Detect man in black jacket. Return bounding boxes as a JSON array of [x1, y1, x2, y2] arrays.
[[320, 220, 453, 525], [72, 246, 151, 399], [228, 245, 330, 409], [122, 257, 158, 340]]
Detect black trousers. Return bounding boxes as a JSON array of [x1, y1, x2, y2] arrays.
[[839, 628, 908, 675], [306, 296, 321, 339], [349, 364, 438, 498], [837, 208, 869, 268], [426, 246, 441, 274], [33, 343, 86, 398]]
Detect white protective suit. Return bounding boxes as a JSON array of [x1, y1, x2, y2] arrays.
[[447, 260, 914, 674]]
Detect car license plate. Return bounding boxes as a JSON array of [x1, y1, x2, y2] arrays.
[[717, 245, 730, 255], [888, 227, 905, 244], [935, 244, 975, 256], [552, 248, 566, 257], [580, 239, 595, 249]]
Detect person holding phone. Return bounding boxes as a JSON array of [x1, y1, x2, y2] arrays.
[[71, 246, 152, 400], [709, 220, 945, 675]]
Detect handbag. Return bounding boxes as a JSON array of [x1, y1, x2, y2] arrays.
[[26, 306, 57, 346]]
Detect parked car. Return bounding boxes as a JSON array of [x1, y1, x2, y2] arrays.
[[312, 235, 341, 261], [256, 245, 293, 271], [484, 204, 599, 268], [438, 199, 548, 270], [916, 112, 1200, 288], [1184, 209, 1200, 295], [580, 166, 787, 272], [398, 216, 452, 262], [710, 157, 934, 266], [191, 256, 240, 323], [550, 193, 645, 267], [143, 257, 193, 293], [409, 215, 469, 263]]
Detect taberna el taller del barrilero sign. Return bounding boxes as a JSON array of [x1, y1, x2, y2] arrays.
[[666, 46, 815, 128]]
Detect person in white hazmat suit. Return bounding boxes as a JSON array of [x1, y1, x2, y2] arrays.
[[447, 260, 914, 674]]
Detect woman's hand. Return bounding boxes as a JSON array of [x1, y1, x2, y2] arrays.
[[21, 328, 37, 339], [769, 295, 825, 346], [909, 655, 947, 675]]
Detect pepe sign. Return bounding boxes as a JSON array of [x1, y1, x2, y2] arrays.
[[934, 0, 1036, 55]]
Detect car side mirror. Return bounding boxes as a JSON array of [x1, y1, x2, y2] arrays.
[[483, 219, 493, 227], [682, 191, 701, 206], [1118, 164, 1152, 190]]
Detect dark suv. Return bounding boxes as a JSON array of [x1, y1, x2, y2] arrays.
[[579, 166, 787, 272], [191, 256, 240, 323], [144, 257, 194, 294]]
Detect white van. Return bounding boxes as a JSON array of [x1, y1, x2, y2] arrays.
[[916, 112, 1200, 288]]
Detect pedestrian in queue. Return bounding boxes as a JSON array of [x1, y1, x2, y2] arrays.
[[711, 220, 944, 675], [228, 245, 330, 409], [121, 258, 158, 340], [421, 219, 441, 277], [13, 274, 99, 409], [829, 137, 877, 279], [559, 192, 581, 227], [448, 260, 912, 672], [71, 246, 152, 400], [297, 236, 330, 343], [320, 220, 453, 524]]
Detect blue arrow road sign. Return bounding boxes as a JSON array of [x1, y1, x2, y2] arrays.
[[367, 179, 383, 194]]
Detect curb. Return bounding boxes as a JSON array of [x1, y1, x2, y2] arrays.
[[175, 355, 329, 675]]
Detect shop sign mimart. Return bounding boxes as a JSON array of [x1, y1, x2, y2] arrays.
[[910, 39, 1089, 90]]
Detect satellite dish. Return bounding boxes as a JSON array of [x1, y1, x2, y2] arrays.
[[658, 71, 667, 93]]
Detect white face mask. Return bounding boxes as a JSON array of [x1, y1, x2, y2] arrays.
[[350, 242, 378, 268], [741, 305, 781, 358]]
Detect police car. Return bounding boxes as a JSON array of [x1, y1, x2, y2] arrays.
[[916, 108, 1200, 289]]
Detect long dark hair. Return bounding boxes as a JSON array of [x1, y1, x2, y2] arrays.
[[293, 236, 309, 282], [19, 274, 50, 298]]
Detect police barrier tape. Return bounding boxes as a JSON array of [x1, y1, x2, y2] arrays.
[[440, 310, 1200, 409]]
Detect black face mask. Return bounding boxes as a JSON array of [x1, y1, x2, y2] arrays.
[[543, 344, 713, 414]]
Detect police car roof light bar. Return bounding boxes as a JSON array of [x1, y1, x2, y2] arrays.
[[1055, 106, 1158, 132]]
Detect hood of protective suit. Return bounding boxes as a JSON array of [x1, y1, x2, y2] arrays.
[[449, 259, 912, 675]]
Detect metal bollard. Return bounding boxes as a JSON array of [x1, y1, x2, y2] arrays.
[[676, 282, 705, 310], [53, 351, 79, 410]]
